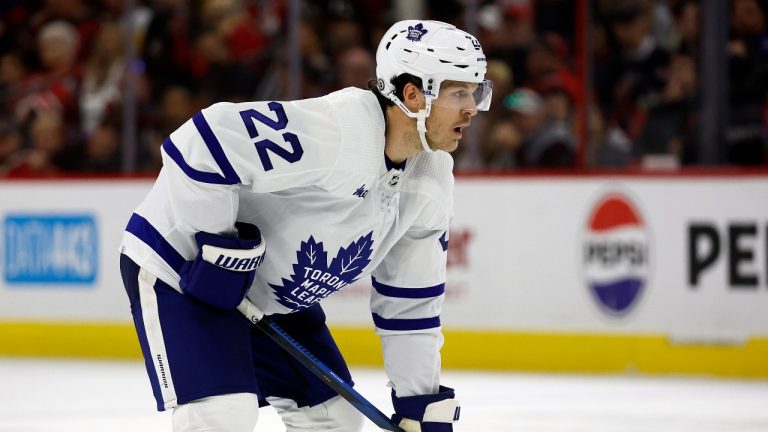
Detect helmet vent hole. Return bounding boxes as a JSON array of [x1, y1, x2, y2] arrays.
[[439, 60, 451, 64], [456, 47, 465, 51], [454, 64, 468, 69], [427, 48, 434, 52], [386, 42, 391, 50]]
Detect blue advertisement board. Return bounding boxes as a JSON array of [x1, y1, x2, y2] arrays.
[[3, 214, 98, 284]]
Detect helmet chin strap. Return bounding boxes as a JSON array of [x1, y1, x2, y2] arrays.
[[388, 93, 436, 153], [415, 108, 434, 153]]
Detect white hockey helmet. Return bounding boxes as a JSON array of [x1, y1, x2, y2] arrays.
[[375, 20, 492, 152]]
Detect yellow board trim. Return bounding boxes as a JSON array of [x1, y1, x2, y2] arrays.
[[0, 322, 142, 359], [329, 328, 768, 378], [2, 322, 767, 378]]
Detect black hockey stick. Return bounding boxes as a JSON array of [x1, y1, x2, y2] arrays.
[[237, 299, 404, 432]]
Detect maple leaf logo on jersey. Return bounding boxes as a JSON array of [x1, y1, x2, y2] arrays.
[[270, 232, 374, 310]]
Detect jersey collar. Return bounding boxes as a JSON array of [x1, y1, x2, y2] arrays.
[[384, 154, 406, 171]]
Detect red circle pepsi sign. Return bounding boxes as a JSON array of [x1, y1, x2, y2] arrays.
[[583, 192, 650, 316]]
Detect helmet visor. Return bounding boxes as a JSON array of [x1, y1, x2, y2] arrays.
[[431, 79, 493, 111]]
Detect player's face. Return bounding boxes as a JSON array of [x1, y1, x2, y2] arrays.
[[425, 82, 479, 152]]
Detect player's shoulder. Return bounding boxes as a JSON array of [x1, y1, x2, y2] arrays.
[[166, 95, 343, 190], [323, 87, 380, 112], [323, 87, 387, 177], [406, 150, 455, 191], [202, 95, 339, 140], [196, 89, 384, 186], [402, 150, 455, 221], [201, 88, 381, 161], [324, 87, 384, 138]]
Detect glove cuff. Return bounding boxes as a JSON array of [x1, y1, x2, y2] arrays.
[[392, 386, 459, 423], [424, 398, 460, 423], [200, 242, 265, 272], [194, 229, 262, 251], [195, 227, 266, 272]]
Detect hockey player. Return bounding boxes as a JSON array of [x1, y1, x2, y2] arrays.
[[119, 20, 492, 432]]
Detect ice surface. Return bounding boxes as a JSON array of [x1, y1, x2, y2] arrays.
[[1, 358, 766, 431]]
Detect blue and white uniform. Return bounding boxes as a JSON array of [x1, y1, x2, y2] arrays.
[[120, 87, 453, 409]]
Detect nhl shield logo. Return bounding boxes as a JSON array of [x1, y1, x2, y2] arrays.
[[406, 23, 428, 42], [582, 192, 650, 317]]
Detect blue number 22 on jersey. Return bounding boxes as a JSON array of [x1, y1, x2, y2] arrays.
[[239, 102, 304, 171]]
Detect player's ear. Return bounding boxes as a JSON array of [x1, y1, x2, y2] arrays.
[[402, 82, 424, 111]]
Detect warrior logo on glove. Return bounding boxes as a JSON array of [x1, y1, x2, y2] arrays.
[[212, 253, 264, 271]]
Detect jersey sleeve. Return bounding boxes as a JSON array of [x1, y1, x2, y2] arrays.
[[156, 97, 341, 233], [371, 150, 454, 396], [123, 97, 343, 286], [370, 226, 450, 397], [164, 98, 341, 193]]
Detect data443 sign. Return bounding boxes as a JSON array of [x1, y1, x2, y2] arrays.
[[3, 214, 98, 284]]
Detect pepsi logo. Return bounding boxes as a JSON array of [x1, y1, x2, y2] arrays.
[[583, 193, 650, 316]]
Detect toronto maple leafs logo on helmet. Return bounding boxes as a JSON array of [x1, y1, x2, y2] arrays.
[[406, 23, 428, 42], [270, 232, 374, 310]]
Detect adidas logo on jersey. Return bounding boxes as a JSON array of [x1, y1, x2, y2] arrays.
[[353, 185, 368, 198]]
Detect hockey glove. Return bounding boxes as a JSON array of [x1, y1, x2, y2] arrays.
[[392, 386, 460, 432], [179, 222, 265, 309]]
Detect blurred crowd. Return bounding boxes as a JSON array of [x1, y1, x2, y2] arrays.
[[0, 0, 767, 177]]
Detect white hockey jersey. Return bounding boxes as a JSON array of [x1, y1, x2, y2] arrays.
[[120, 87, 454, 397]]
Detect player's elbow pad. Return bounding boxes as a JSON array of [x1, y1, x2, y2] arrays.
[[179, 223, 265, 309]]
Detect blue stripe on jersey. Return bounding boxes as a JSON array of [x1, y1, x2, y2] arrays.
[[160, 111, 241, 185], [371, 277, 445, 298], [125, 213, 185, 274], [371, 313, 441, 331], [192, 112, 241, 184], [162, 138, 237, 185]]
